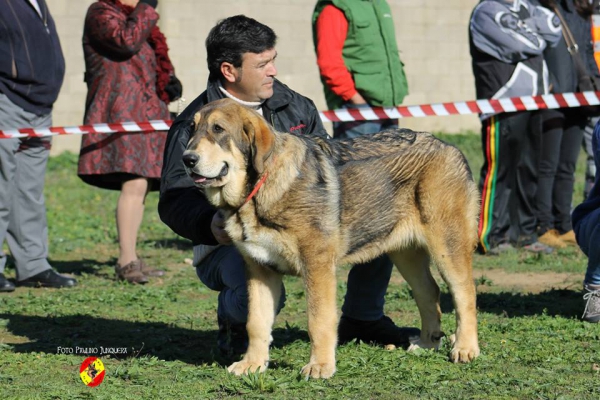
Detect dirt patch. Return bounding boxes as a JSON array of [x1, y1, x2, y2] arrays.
[[389, 269, 582, 294], [472, 269, 582, 293]]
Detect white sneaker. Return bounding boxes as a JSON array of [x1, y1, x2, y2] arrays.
[[582, 283, 600, 323]]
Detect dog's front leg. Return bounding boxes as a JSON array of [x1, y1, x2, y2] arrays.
[[301, 261, 338, 379], [227, 259, 282, 376]]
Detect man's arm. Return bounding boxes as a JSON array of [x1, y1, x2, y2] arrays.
[[525, 4, 562, 47], [314, 5, 365, 105], [158, 106, 219, 246]]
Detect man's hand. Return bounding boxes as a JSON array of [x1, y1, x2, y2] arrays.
[[349, 92, 367, 105], [211, 210, 232, 245]]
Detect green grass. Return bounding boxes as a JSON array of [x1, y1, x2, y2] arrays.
[[1, 133, 599, 399]]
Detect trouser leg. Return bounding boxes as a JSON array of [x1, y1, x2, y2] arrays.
[[0, 93, 52, 280], [478, 113, 530, 251], [553, 114, 585, 233], [342, 255, 394, 321], [196, 246, 285, 324], [0, 137, 18, 274], [575, 209, 600, 285], [7, 137, 53, 280], [512, 112, 539, 244], [532, 110, 563, 234]]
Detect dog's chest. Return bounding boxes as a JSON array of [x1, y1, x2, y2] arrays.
[[237, 239, 294, 274], [227, 215, 299, 275]]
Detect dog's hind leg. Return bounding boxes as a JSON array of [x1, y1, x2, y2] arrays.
[[388, 248, 443, 351], [428, 235, 480, 363], [227, 259, 283, 376], [300, 256, 338, 379]]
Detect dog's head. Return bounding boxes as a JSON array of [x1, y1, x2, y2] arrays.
[[182, 98, 275, 206]]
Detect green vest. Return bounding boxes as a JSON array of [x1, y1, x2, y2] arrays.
[[312, 0, 408, 110]]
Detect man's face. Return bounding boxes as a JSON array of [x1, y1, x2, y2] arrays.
[[226, 48, 278, 102]]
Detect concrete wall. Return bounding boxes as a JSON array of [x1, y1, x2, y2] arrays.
[[48, 0, 480, 155]]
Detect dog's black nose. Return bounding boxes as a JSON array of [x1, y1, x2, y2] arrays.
[[182, 152, 200, 168]]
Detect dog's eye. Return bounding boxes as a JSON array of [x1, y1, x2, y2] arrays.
[[213, 124, 224, 133]]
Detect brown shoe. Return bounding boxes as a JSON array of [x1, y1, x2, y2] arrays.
[[115, 260, 149, 284], [559, 230, 577, 246], [138, 259, 165, 277], [538, 229, 567, 249]]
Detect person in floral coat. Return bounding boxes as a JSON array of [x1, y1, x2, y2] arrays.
[[78, 0, 182, 283]]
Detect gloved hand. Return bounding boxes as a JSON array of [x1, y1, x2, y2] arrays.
[[139, 0, 158, 8], [165, 75, 183, 102]]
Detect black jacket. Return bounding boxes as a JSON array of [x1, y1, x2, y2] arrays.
[[540, 0, 600, 94], [0, 0, 65, 115], [158, 78, 328, 245]]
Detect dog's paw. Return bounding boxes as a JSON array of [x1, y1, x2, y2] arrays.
[[300, 362, 336, 379], [227, 359, 269, 376], [450, 344, 480, 363]]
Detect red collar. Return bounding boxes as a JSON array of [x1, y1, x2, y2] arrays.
[[242, 172, 269, 207]]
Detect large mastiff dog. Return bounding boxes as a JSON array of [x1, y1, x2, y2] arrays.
[[182, 98, 480, 379]]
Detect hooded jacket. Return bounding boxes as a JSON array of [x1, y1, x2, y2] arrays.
[[0, 0, 65, 115], [158, 78, 328, 246]]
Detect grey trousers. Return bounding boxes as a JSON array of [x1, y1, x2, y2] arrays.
[[0, 93, 53, 280]]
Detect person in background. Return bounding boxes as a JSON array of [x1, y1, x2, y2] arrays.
[[159, 15, 420, 356], [0, 0, 76, 291], [77, 0, 182, 284], [469, 0, 562, 255], [572, 119, 600, 323], [534, 0, 598, 249], [312, 0, 414, 346]]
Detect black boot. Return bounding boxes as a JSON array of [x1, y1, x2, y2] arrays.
[[0, 273, 15, 292]]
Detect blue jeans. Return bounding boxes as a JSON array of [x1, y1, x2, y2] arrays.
[[335, 103, 398, 321], [196, 246, 286, 324], [575, 120, 600, 286], [575, 212, 600, 286]]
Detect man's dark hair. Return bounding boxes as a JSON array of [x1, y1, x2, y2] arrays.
[[206, 15, 277, 80]]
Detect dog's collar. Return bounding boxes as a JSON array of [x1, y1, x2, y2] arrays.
[[240, 156, 278, 208], [242, 172, 269, 207]]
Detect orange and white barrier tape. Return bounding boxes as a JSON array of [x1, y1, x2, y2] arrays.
[[2, 91, 600, 138]]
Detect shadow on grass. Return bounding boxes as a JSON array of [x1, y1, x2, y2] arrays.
[[439, 289, 582, 319], [0, 313, 309, 366], [49, 259, 113, 276], [141, 238, 192, 251]]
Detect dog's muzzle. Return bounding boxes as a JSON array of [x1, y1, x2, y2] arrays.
[[182, 150, 229, 185]]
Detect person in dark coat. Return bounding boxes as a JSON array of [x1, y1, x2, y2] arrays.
[[78, 0, 182, 284], [534, 0, 599, 249], [158, 15, 420, 356]]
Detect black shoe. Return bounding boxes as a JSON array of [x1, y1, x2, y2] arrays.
[[217, 316, 248, 356], [17, 269, 77, 288], [0, 273, 15, 292], [338, 315, 420, 348]]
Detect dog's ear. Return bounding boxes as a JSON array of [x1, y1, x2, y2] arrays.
[[242, 109, 275, 174], [191, 112, 202, 132]]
